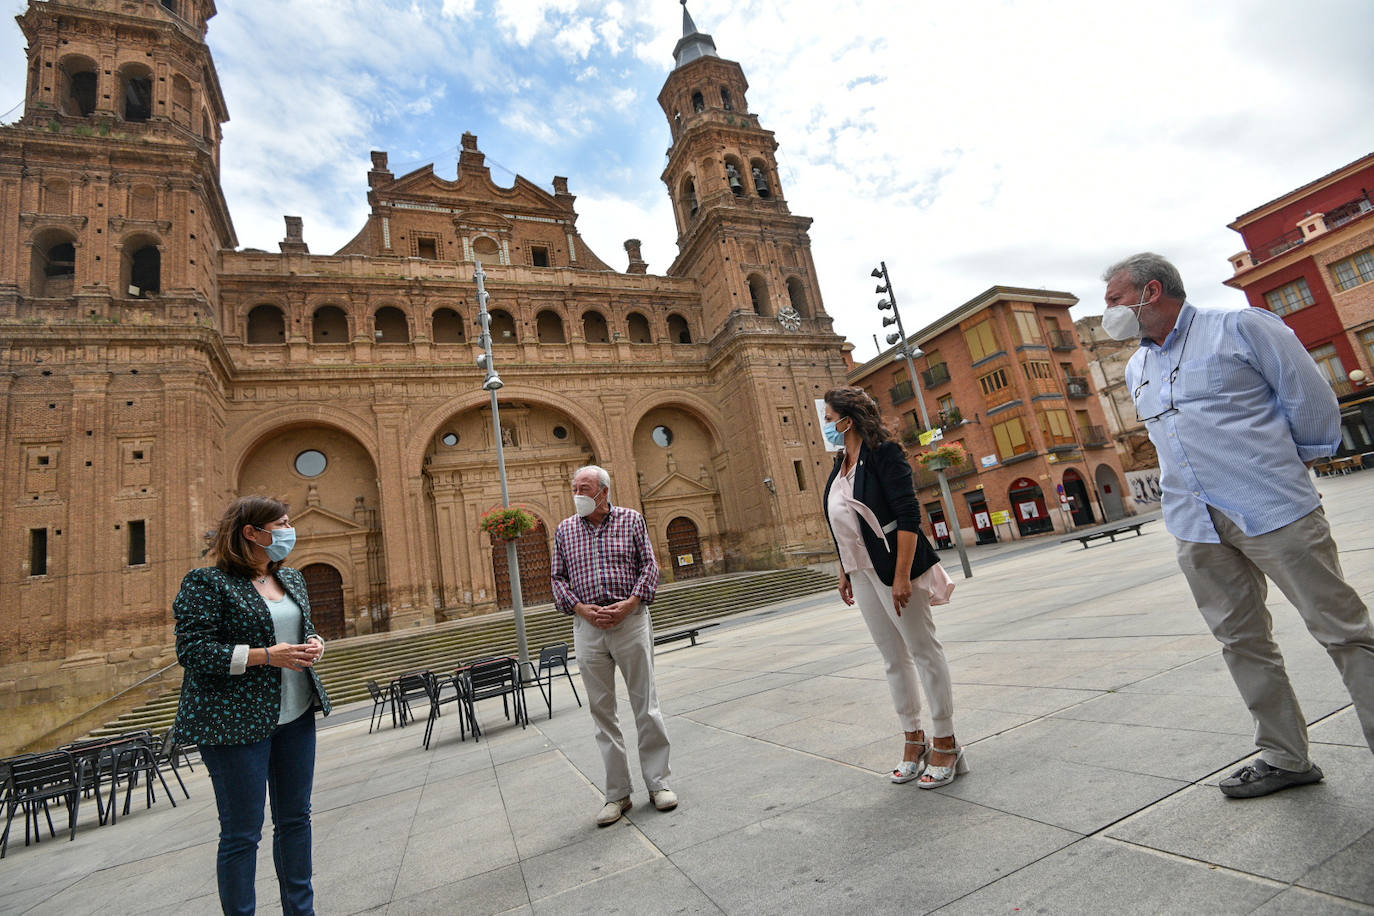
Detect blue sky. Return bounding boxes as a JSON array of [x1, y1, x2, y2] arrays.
[[3, 1, 1374, 360]]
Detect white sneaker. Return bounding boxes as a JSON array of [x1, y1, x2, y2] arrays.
[[596, 797, 632, 827], [650, 788, 678, 811]]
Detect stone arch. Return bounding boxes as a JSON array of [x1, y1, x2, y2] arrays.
[[626, 311, 652, 344], [582, 308, 610, 343], [300, 561, 347, 640], [312, 305, 349, 343], [746, 273, 771, 316], [246, 304, 286, 344], [117, 61, 153, 122], [679, 174, 698, 223], [472, 235, 501, 264], [229, 407, 380, 486], [536, 308, 566, 343], [170, 73, 193, 128], [723, 154, 746, 197], [407, 386, 615, 476], [1095, 463, 1128, 521], [58, 54, 97, 117], [120, 231, 161, 298], [30, 227, 77, 298], [235, 423, 381, 516], [665, 515, 705, 580], [667, 313, 692, 344], [373, 305, 410, 343], [625, 390, 728, 453], [432, 306, 465, 343], [785, 276, 810, 318]]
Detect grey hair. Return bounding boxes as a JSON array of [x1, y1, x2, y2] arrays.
[[572, 464, 610, 492], [1101, 252, 1187, 300]]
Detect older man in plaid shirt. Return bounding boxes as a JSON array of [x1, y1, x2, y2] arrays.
[[552, 465, 676, 827]]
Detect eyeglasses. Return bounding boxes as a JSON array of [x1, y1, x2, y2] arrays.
[[1133, 315, 1194, 424]]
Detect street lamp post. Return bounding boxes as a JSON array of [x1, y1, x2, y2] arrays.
[[474, 261, 531, 675], [872, 261, 974, 579]]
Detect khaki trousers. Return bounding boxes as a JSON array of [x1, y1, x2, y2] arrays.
[[850, 567, 956, 737], [1176, 507, 1374, 770], [573, 609, 671, 802]]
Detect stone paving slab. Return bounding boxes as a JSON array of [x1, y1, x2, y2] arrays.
[[2, 474, 1371, 914]]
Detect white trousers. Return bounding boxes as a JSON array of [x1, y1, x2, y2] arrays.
[[850, 567, 956, 737], [573, 609, 672, 801], [1176, 506, 1374, 770]]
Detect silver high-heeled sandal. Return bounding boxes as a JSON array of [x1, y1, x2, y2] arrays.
[[917, 743, 967, 789], [891, 738, 928, 784]]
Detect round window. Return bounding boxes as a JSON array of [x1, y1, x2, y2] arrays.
[[441, 432, 459, 447], [652, 425, 673, 448], [295, 450, 327, 478], [553, 426, 568, 440]]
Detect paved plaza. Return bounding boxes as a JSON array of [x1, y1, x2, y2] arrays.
[[3, 474, 1372, 915]]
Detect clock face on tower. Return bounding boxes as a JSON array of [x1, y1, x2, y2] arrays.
[[777, 306, 802, 331]]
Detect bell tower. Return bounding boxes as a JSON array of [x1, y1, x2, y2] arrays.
[[658, 3, 849, 565], [659, 1, 829, 338]]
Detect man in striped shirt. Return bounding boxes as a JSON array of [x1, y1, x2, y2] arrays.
[[1104, 252, 1374, 798], [552, 465, 675, 826]]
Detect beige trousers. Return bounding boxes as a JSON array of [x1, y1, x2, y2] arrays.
[[573, 608, 671, 802], [1176, 506, 1374, 770], [850, 567, 956, 737]]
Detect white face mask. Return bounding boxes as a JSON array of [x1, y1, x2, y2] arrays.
[[573, 494, 597, 517], [1102, 287, 1150, 341]]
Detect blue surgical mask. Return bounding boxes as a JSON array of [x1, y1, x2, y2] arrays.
[[256, 526, 296, 562], [823, 417, 850, 447]]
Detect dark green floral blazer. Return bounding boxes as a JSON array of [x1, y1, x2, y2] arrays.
[[172, 566, 331, 746]]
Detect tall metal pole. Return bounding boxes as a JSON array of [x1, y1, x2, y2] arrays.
[[474, 262, 530, 673], [876, 261, 974, 579]]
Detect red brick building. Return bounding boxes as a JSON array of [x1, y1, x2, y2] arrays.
[[1224, 152, 1374, 456], [848, 287, 1135, 546]]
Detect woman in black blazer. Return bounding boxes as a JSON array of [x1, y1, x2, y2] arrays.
[[821, 387, 966, 788], [173, 495, 331, 916]]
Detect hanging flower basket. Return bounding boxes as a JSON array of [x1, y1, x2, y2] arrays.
[[479, 506, 537, 542], [918, 444, 967, 471]]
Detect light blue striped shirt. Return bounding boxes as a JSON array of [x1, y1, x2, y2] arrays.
[[1125, 302, 1340, 544]]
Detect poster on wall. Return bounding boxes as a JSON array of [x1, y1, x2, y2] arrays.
[[814, 398, 841, 452], [974, 511, 991, 529], [1019, 501, 1039, 520]]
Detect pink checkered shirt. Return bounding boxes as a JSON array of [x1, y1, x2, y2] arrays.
[[551, 505, 660, 615]]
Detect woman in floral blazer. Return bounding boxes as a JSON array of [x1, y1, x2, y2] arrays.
[[173, 495, 331, 916]]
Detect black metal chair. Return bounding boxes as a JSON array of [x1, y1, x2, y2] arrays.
[[530, 643, 581, 720], [1, 751, 81, 858], [458, 657, 527, 741], [421, 671, 469, 750], [156, 727, 194, 800], [366, 680, 395, 733], [393, 673, 430, 726], [104, 732, 176, 823]]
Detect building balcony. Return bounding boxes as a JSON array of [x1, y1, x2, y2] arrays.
[[922, 363, 951, 388], [890, 380, 916, 405], [1083, 424, 1110, 448], [913, 457, 977, 489], [938, 406, 963, 430], [1330, 379, 1356, 398], [1049, 330, 1076, 351], [1065, 376, 1091, 398]]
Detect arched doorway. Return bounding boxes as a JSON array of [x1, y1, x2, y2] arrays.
[[301, 563, 346, 640], [666, 517, 703, 580], [1095, 464, 1127, 521], [1008, 477, 1053, 536], [492, 519, 554, 608], [1062, 468, 1096, 527]]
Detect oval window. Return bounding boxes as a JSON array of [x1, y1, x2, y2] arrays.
[[295, 449, 327, 478], [441, 432, 459, 447], [553, 426, 568, 440], [652, 425, 673, 448]]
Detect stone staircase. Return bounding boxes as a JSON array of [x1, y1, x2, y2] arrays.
[[86, 567, 835, 739]]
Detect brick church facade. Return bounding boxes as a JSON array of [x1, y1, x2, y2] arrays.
[[0, 1, 849, 749]]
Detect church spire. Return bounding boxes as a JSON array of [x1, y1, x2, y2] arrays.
[[673, 0, 718, 69]]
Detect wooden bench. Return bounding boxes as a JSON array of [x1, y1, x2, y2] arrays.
[[1063, 520, 1151, 549], [653, 623, 719, 648]]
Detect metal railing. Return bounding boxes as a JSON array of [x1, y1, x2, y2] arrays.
[[1065, 376, 1091, 398], [890, 380, 916, 405], [1049, 329, 1076, 351], [922, 363, 951, 387], [1083, 424, 1109, 447], [938, 406, 963, 429]]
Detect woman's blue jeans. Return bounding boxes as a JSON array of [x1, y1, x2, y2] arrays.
[[199, 710, 317, 915]]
